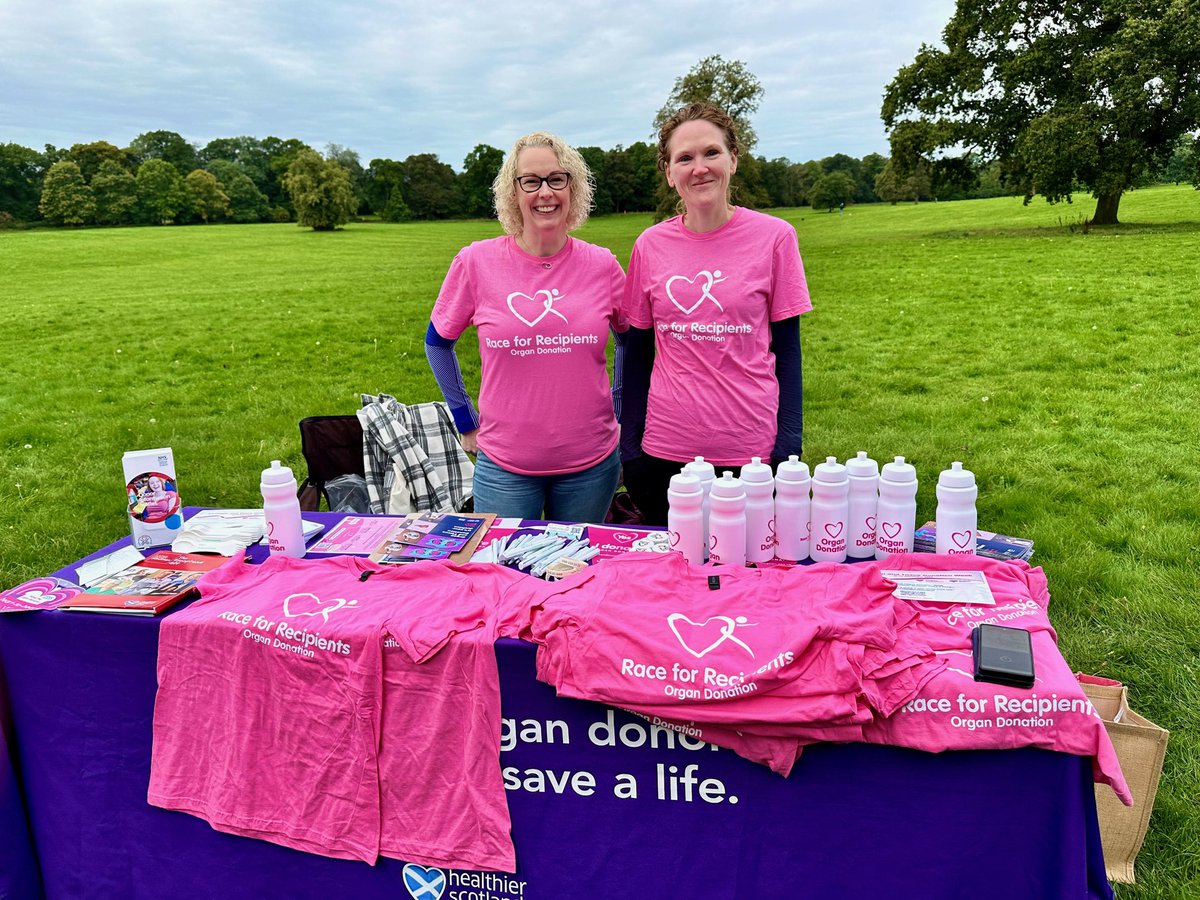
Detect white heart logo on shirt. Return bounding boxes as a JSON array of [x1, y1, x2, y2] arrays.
[[282, 592, 347, 624], [507, 289, 566, 327], [665, 270, 726, 315], [667, 613, 756, 659]]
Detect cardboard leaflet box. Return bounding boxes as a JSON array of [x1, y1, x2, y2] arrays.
[[123, 447, 183, 549]]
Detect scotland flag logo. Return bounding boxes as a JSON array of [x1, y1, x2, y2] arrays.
[[403, 864, 446, 899]]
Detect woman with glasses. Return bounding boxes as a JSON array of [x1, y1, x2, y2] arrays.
[[425, 132, 625, 522], [619, 102, 812, 526]]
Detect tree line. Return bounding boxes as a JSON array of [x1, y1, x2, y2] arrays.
[[0, 126, 1098, 231]]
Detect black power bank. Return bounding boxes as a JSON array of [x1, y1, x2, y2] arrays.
[[972, 623, 1035, 689]]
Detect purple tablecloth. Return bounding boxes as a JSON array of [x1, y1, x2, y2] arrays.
[[0, 512, 1112, 899]]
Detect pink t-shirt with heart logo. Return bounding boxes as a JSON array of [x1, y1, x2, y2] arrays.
[[432, 235, 626, 475], [622, 208, 812, 465], [510, 552, 939, 778], [149, 555, 538, 871]]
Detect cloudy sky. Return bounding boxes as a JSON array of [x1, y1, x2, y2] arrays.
[[0, 0, 956, 169]]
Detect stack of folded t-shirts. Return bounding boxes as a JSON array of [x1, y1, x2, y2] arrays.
[[856, 553, 1132, 804], [508, 552, 947, 776]]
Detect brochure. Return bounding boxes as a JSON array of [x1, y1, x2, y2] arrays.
[[61, 550, 232, 616], [368, 512, 495, 565], [881, 569, 997, 606], [913, 522, 1034, 561], [0, 576, 85, 613], [307, 515, 409, 555]]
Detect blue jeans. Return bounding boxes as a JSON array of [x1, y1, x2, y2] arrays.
[[473, 447, 620, 524]]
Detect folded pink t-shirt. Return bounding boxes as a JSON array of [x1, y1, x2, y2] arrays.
[[861, 554, 1132, 805]]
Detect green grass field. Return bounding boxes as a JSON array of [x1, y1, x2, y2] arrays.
[[2, 185, 1198, 894]]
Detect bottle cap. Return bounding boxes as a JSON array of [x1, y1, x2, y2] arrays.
[[775, 454, 811, 483], [709, 471, 745, 499], [812, 456, 848, 484], [261, 460, 295, 485], [683, 456, 715, 480], [669, 471, 701, 495], [938, 460, 976, 488], [844, 451, 879, 478], [880, 456, 917, 483], [740, 456, 774, 484]]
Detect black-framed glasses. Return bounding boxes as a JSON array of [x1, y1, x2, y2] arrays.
[[515, 172, 571, 193]]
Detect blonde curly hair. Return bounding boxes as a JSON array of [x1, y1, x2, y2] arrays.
[[492, 131, 595, 236]]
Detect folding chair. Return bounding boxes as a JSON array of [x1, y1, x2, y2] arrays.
[[296, 415, 365, 512]]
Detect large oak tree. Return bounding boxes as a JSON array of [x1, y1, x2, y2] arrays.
[[882, 0, 1200, 224]]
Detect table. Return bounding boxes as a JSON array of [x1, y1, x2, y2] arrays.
[[0, 513, 1113, 899]]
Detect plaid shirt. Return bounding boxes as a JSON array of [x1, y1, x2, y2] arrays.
[[357, 394, 473, 514]]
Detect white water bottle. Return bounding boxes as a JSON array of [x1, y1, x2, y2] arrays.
[[682, 456, 716, 561], [667, 471, 705, 565], [261, 460, 307, 558], [875, 456, 918, 560], [936, 461, 977, 556], [845, 451, 880, 559], [707, 471, 746, 567], [773, 455, 811, 562], [741, 456, 775, 564], [809, 456, 849, 563]]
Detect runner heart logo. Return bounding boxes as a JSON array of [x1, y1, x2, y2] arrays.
[[824, 522, 844, 539], [507, 289, 566, 327], [283, 592, 347, 624], [952, 530, 973, 548], [881, 521, 902, 539], [667, 613, 756, 659], [665, 269, 726, 315], [402, 864, 446, 900]]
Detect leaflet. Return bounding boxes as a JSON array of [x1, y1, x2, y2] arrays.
[[881, 569, 996, 606]]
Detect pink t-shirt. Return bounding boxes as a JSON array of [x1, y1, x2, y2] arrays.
[[149, 555, 539, 871], [622, 208, 812, 464], [432, 235, 626, 475], [860, 554, 1132, 805], [507, 553, 941, 774]]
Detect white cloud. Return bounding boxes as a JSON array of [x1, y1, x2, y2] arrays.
[[0, 0, 955, 166]]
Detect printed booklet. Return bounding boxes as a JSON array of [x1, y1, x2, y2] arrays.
[[368, 512, 496, 565], [60, 550, 233, 615], [913, 522, 1034, 561]]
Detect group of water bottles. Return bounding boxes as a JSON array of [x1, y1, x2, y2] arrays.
[[666, 453, 979, 567]]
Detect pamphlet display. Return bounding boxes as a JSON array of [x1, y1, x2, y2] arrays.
[[123, 447, 183, 549]]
